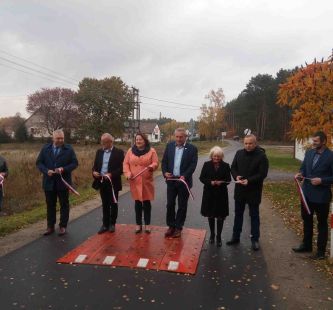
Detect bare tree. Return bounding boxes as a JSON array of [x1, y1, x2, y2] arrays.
[[27, 88, 79, 137]]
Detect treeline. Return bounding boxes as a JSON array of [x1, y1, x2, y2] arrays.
[[224, 68, 297, 141], [0, 114, 28, 143]]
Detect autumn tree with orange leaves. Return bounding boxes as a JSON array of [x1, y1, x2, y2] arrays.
[[278, 54, 333, 144], [198, 88, 225, 141]]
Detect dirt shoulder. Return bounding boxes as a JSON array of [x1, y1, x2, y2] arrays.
[[260, 197, 333, 309]]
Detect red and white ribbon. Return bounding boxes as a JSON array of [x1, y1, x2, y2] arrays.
[[59, 172, 80, 196], [101, 174, 118, 203], [220, 180, 242, 184], [167, 178, 194, 200], [294, 177, 311, 215], [130, 167, 149, 180], [0, 174, 4, 197], [331, 203, 333, 259]]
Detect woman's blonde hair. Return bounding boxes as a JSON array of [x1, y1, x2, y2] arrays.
[[209, 146, 224, 159]]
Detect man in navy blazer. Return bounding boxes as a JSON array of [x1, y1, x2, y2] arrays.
[[36, 129, 78, 236], [293, 131, 333, 259], [162, 128, 198, 238]]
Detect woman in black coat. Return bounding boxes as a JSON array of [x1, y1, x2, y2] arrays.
[[199, 146, 231, 246]]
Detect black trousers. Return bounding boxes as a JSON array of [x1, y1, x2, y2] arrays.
[[208, 217, 224, 239], [135, 200, 152, 225], [45, 190, 69, 228], [100, 182, 119, 227], [233, 200, 260, 241], [166, 181, 189, 230], [301, 201, 329, 254]]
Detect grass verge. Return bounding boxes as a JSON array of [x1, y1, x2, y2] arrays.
[[264, 181, 333, 277], [0, 187, 97, 237], [265, 147, 301, 172]]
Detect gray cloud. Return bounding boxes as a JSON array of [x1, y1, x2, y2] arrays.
[[1, 0, 333, 121]]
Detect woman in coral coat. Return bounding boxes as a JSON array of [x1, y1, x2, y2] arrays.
[[123, 133, 159, 233]]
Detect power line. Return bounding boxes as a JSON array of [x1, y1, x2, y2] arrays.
[[0, 56, 77, 87], [141, 107, 158, 115], [0, 49, 79, 83], [0, 62, 76, 86], [0, 50, 201, 110], [140, 95, 200, 108], [141, 101, 200, 110]]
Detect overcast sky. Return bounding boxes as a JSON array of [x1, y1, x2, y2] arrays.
[[1, 0, 332, 121]]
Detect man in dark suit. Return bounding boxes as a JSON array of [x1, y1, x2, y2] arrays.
[[226, 134, 269, 251], [92, 133, 124, 234], [293, 131, 333, 259], [162, 128, 198, 238], [36, 129, 78, 236]]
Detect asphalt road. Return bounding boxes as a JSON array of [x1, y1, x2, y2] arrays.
[[0, 141, 279, 310]]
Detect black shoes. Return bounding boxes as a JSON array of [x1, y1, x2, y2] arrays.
[[172, 229, 182, 238], [209, 235, 222, 247], [309, 252, 326, 260], [226, 238, 240, 246], [98, 226, 108, 234], [44, 226, 66, 236], [98, 224, 116, 234], [135, 225, 142, 234], [43, 227, 55, 236], [58, 227, 66, 236], [292, 244, 312, 253], [251, 240, 260, 251], [293, 244, 325, 259], [165, 227, 175, 238], [144, 225, 151, 234]]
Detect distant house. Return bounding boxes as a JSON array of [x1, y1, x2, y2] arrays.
[[295, 137, 333, 161], [139, 122, 161, 143], [24, 112, 76, 139], [25, 112, 51, 138], [120, 122, 161, 143], [2, 127, 15, 139]]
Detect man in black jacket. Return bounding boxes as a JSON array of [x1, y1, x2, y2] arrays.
[[92, 133, 124, 234], [227, 134, 269, 250]]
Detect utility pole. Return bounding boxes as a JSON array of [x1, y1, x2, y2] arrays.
[[130, 87, 140, 145]]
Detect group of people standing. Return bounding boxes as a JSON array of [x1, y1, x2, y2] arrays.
[[200, 135, 269, 250], [35, 127, 270, 252], [19, 127, 332, 258], [93, 127, 198, 239]]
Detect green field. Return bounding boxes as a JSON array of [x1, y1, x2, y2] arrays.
[[265, 146, 301, 172]]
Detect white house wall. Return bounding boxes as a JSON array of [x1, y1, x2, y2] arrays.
[[295, 139, 307, 161]]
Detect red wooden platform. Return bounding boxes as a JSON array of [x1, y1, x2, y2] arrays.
[[57, 225, 206, 274]]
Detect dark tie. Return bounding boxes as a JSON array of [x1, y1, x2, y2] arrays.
[[312, 153, 320, 169]]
